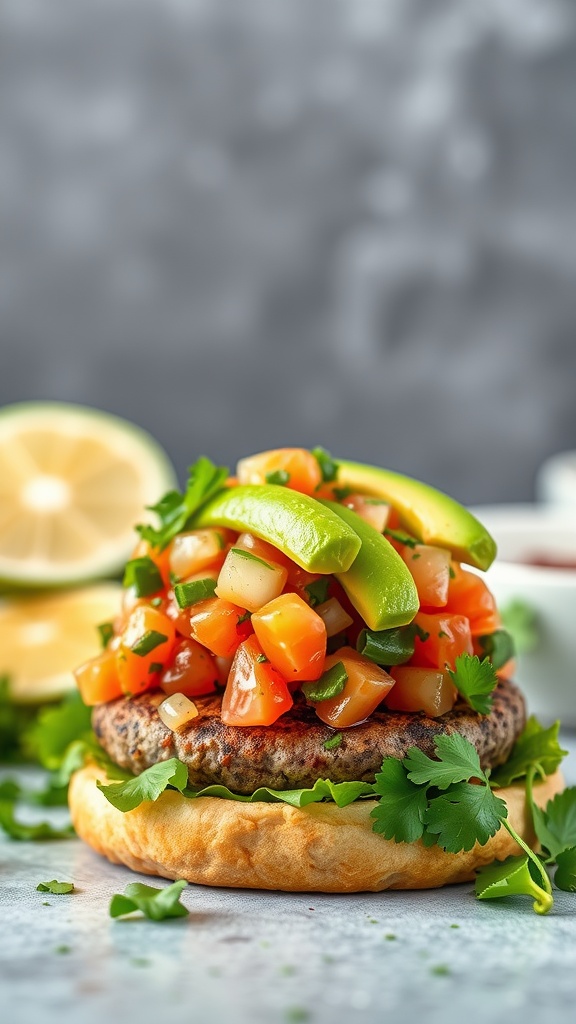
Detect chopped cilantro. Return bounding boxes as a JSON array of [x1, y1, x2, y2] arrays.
[[447, 653, 499, 715], [265, 470, 290, 486], [36, 880, 74, 895], [136, 456, 229, 551], [0, 803, 75, 841], [384, 528, 419, 549], [131, 630, 167, 657], [237, 611, 251, 625], [230, 547, 273, 569], [490, 717, 566, 788], [323, 733, 343, 751], [25, 692, 92, 771], [357, 623, 424, 666], [174, 577, 217, 609], [529, 784, 576, 864], [97, 621, 114, 649], [333, 486, 353, 501], [304, 577, 331, 608], [311, 446, 339, 483], [256, 654, 269, 663], [476, 629, 515, 671], [97, 757, 189, 812], [554, 848, 576, 892], [55, 945, 71, 955], [301, 663, 347, 703], [500, 599, 540, 655], [109, 880, 189, 921], [148, 662, 163, 674], [123, 556, 163, 597]]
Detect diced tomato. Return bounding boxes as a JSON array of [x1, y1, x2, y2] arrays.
[[312, 647, 395, 728], [386, 666, 456, 717], [160, 638, 218, 698], [74, 649, 123, 706], [220, 635, 293, 726], [216, 547, 288, 612], [342, 494, 391, 533], [236, 448, 322, 496], [445, 564, 501, 635], [401, 543, 451, 608], [131, 538, 172, 587], [187, 596, 253, 657], [251, 593, 327, 683], [168, 528, 232, 581], [412, 611, 473, 671], [116, 605, 176, 696]]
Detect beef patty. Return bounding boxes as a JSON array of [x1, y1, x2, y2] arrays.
[[92, 680, 526, 794]]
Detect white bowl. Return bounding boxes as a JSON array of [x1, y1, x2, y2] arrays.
[[471, 505, 576, 726]]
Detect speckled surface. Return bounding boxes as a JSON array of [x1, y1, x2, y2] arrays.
[[2, 733, 576, 1024]]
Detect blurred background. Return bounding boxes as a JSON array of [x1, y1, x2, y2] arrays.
[[1, 0, 575, 505]]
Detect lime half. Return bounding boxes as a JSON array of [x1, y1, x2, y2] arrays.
[[0, 582, 123, 703], [0, 402, 177, 586]]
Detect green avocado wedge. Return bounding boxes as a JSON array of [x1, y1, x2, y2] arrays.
[[335, 460, 497, 571], [319, 500, 419, 631], [191, 485, 361, 574]]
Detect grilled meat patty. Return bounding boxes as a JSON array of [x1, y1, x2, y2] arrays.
[[92, 680, 526, 794]]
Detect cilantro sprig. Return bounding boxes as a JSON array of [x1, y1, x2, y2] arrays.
[[371, 730, 555, 913], [448, 654, 499, 715], [109, 880, 189, 921], [136, 456, 229, 551]]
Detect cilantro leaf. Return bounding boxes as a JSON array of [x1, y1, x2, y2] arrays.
[[531, 787, 576, 863], [123, 557, 163, 597], [554, 847, 576, 892], [403, 733, 486, 790], [137, 457, 228, 551], [109, 880, 189, 921], [301, 663, 348, 703], [311, 447, 339, 484], [370, 758, 428, 843], [490, 717, 567, 788], [357, 624, 421, 666], [0, 802, 75, 841], [23, 692, 92, 771], [476, 630, 515, 671], [448, 654, 498, 715], [37, 880, 74, 895], [475, 855, 553, 914], [304, 577, 331, 608], [96, 757, 189, 811], [500, 599, 540, 655], [425, 782, 507, 853], [265, 470, 290, 486]]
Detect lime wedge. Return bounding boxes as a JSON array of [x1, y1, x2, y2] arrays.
[[0, 402, 177, 586], [0, 582, 123, 703]]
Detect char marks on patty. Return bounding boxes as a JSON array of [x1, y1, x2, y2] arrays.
[[91, 681, 526, 795]]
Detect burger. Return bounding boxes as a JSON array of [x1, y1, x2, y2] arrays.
[[69, 448, 564, 893]]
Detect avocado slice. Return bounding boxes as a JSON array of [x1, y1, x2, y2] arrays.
[[192, 485, 361, 573], [335, 460, 496, 571], [319, 500, 419, 630]]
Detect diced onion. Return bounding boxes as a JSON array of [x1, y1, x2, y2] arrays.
[[169, 529, 227, 580], [216, 548, 288, 612], [315, 597, 354, 638], [158, 692, 199, 731]]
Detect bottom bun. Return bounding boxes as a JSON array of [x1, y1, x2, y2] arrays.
[[69, 764, 564, 893]]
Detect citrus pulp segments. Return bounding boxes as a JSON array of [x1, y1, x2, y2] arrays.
[[0, 402, 177, 586], [0, 582, 124, 703]]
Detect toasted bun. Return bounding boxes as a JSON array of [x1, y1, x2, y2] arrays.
[[69, 764, 563, 893]]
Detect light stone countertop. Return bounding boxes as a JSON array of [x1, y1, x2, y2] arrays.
[[2, 733, 576, 1024]]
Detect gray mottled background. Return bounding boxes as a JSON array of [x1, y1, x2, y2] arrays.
[[1, 0, 575, 503]]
